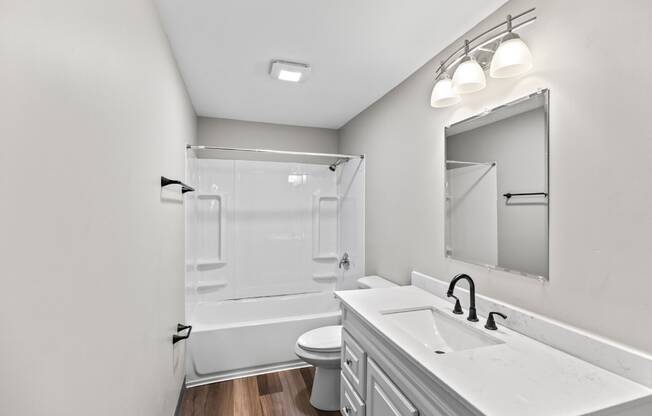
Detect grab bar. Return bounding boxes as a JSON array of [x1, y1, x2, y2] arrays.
[[172, 323, 192, 344], [503, 192, 547, 199], [161, 176, 195, 194]]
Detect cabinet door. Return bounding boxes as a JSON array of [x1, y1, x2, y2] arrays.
[[341, 372, 365, 416], [366, 359, 418, 416], [342, 329, 367, 396]]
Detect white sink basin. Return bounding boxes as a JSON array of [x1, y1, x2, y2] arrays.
[[381, 307, 504, 353]]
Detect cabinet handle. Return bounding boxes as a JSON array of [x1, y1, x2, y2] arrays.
[[345, 358, 352, 366], [342, 406, 352, 414]]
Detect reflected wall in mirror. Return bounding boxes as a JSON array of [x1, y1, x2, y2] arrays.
[[445, 90, 549, 279]]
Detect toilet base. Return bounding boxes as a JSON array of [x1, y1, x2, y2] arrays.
[[309, 367, 341, 411]]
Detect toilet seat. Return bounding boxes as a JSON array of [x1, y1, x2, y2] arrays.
[[297, 325, 342, 353]]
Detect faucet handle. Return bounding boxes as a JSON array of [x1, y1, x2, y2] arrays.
[[338, 252, 350, 270], [484, 312, 507, 330], [447, 294, 464, 315]]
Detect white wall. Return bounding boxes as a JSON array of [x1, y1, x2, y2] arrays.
[[197, 117, 339, 162], [0, 1, 195, 415], [339, 0, 652, 354]]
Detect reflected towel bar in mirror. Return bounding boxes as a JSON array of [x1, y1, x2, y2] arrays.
[[503, 192, 548, 199]]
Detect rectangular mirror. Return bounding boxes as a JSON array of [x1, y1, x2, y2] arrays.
[[445, 90, 549, 280]]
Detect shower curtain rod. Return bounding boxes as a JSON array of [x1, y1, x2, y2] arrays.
[[186, 145, 364, 160], [446, 160, 496, 166]]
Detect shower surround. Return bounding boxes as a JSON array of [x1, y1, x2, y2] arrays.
[[185, 156, 364, 385]]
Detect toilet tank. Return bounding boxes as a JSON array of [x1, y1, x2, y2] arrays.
[[357, 275, 398, 289]]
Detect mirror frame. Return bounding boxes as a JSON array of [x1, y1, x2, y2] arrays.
[[443, 89, 550, 281]]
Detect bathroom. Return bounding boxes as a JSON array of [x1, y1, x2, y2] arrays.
[[2, 0, 652, 415]]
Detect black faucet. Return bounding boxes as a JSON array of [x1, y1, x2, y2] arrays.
[[447, 273, 478, 322]]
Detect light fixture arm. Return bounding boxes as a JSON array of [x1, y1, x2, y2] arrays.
[[433, 8, 536, 80], [435, 61, 449, 81]]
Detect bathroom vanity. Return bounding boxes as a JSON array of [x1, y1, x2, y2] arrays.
[[335, 286, 652, 416]]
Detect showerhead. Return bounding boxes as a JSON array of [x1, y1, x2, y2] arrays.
[[328, 158, 346, 172]]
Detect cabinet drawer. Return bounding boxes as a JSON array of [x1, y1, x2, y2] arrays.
[[342, 329, 366, 396], [341, 371, 365, 416], [367, 358, 418, 416]]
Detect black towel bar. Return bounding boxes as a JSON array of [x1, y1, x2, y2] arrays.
[[161, 176, 195, 194]]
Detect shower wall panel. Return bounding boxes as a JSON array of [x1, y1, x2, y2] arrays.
[[186, 158, 340, 303], [186, 158, 236, 306], [338, 158, 366, 290], [234, 161, 338, 298]]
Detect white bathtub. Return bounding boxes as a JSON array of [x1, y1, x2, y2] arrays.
[[186, 291, 341, 386]]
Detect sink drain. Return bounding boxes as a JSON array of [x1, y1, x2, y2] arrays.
[[434, 350, 446, 354]]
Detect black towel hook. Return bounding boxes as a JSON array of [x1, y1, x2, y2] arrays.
[[161, 176, 195, 194], [173, 323, 192, 344]]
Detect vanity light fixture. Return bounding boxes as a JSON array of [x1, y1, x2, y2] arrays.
[[452, 41, 486, 94], [490, 15, 533, 78], [269, 59, 311, 83], [429, 8, 537, 108], [430, 70, 460, 108]]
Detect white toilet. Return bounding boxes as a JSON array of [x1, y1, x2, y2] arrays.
[[295, 275, 397, 411]]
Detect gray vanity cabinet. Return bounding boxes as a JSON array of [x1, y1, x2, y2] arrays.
[[366, 359, 418, 416], [340, 307, 481, 416]]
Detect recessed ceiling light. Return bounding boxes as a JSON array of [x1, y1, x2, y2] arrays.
[[278, 69, 302, 82], [270, 60, 310, 83]]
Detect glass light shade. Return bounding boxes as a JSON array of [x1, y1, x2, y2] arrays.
[[490, 34, 533, 78], [452, 57, 486, 94], [430, 77, 460, 108]]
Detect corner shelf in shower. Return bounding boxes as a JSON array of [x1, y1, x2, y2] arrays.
[[193, 192, 228, 267], [312, 254, 339, 261], [196, 258, 227, 268], [191, 280, 228, 291], [196, 193, 222, 200], [312, 273, 337, 282], [312, 195, 340, 261]]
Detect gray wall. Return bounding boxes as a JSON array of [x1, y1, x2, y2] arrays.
[[0, 1, 196, 415], [447, 108, 548, 277], [339, 0, 652, 354], [197, 117, 339, 163]]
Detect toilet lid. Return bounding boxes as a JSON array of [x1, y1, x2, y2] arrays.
[[297, 325, 342, 353]]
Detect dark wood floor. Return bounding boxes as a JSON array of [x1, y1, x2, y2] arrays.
[[181, 367, 340, 416]]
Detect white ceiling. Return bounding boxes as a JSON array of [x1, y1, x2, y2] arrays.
[[156, 0, 507, 129]]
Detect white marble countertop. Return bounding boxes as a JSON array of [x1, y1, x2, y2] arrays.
[[335, 286, 652, 416]]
